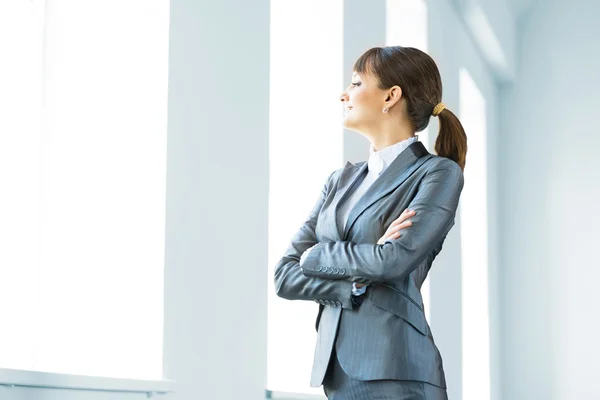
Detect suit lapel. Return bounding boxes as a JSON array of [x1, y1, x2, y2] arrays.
[[341, 141, 431, 239], [332, 161, 368, 239]]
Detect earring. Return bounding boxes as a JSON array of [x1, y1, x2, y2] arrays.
[[383, 108, 389, 113]]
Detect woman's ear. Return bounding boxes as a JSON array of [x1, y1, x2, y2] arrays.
[[385, 85, 402, 108]]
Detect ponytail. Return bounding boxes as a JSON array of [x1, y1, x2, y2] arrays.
[[434, 108, 468, 171], [351, 45, 468, 169]]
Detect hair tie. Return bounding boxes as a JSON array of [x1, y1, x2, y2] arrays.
[[432, 102, 445, 117]]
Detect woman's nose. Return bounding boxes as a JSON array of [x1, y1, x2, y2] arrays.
[[340, 92, 348, 102]]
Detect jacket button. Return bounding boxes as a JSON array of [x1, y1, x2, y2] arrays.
[[334, 268, 340, 274], [340, 268, 346, 274], [315, 266, 322, 272], [327, 267, 334, 273]]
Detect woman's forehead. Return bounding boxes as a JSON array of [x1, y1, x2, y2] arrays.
[[353, 71, 376, 82]]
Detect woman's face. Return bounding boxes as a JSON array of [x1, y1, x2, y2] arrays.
[[340, 71, 387, 132]]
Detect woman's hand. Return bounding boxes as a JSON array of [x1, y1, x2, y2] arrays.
[[354, 209, 416, 289], [376, 208, 416, 245]]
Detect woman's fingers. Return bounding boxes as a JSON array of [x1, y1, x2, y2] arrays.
[[393, 219, 413, 231], [378, 228, 402, 244], [390, 209, 415, 227], [377, 209, 416, 244], [386, 223, 409, 240]]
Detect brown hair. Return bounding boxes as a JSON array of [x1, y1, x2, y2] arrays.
[[353, 46, 467, 171]]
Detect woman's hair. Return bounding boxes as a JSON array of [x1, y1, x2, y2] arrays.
[[354, 46, 468, 171]]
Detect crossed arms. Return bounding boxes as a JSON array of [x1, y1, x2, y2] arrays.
[[273, 159, 464, 309]]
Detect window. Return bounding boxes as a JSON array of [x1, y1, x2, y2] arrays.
[[0, 1, 169, 380], [459, 67, 491, 400], [268, 0, 343, 394]]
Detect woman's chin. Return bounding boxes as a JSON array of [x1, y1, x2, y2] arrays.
[[342, 116, 355, 128], [342, 118, 359, 131]]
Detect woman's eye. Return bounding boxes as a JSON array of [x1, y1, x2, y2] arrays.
[[351, 82, 361, 87]]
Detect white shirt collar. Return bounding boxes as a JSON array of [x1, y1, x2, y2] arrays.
[[368, 135, 419, 175]]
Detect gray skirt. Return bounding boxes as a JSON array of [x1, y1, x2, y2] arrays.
[[323, 349, 448, 400]]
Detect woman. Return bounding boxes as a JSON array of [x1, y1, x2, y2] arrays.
[[274, 46, 467, 400]]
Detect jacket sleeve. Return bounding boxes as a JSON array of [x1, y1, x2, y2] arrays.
[[300, 159, 464, 284], [273, 170, 355, 309]]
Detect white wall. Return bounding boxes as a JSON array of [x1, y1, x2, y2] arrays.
[[453, 0, 516, 81], [499, 0, 600, 399], [163, 0, 270, 399], [426, 2, 502, 400]]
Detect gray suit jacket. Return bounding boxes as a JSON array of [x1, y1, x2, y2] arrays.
[[274, 141, 464, 389]]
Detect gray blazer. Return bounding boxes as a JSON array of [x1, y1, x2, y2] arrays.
[[274, 141, 464, 389]]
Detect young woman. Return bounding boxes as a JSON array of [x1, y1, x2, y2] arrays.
[[274, 45, 467, 400]]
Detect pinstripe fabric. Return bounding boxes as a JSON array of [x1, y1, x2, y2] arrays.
[[308, 141, 462, 391], [275, 141, 463, 395], [338, 136, 418, 298], [323, 348, 448, 400], [300, 136, 418, 273]]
